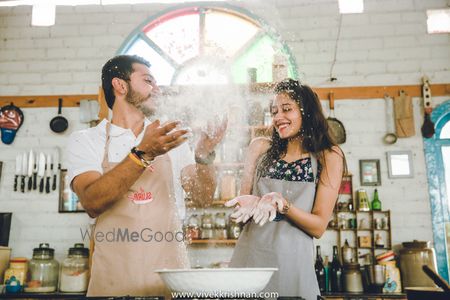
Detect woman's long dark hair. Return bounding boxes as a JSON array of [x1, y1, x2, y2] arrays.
[[257, 78, 346, 180]]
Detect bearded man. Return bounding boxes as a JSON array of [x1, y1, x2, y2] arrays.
[[67, 55, 226, 296]]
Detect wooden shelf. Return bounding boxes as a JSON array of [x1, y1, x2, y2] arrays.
[[1, 83, 449, 109], [188, 239, 237, 245]]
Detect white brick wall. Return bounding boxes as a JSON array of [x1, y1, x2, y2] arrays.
[[0, 0, 448, 264]]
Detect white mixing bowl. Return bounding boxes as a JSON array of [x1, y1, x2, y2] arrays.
[[155, 268, 277, 293]]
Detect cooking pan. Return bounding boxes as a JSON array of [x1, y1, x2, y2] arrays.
[[50, 98, 68, 133], [406, 265, 450, 300], [327, 92, 346, 144]]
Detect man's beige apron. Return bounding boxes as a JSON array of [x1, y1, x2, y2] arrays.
[[87, 122, 189, 296]]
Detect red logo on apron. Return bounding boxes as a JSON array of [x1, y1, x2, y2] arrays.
[[128, 187, 153, 204]]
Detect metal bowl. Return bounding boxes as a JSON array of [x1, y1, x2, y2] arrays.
[[155, 267, 277, 293]]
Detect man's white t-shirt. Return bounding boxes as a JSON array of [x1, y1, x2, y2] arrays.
[[66, 119, 194, 220]]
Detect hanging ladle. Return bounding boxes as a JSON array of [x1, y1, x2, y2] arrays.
[[383, 94, 398, 144]]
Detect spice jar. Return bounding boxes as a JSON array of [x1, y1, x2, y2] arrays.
[[201, 213, 214, 239], [399, 240, 437, 288], [220, 170, 236, 200], [343, 263, 363, 293], [3, 257, 27, 286], [26, 243, 59, 293], [214, 212, 228, 240], [59, 243, 89, 293]]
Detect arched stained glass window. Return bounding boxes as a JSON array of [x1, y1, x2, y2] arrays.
[[118, 5, 297, 86]]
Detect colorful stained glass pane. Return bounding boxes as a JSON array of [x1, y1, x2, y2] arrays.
[[125, 38, 175, 86], [204, 9, 259, 58], [146, 13, 199, 64], [231, 35, 294, 84]]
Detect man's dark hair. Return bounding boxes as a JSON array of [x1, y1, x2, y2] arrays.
[[101, 55, 151, 109]]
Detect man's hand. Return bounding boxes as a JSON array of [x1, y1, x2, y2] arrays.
[[195, 116, 228, 159], [137, 120, 188, 159], [225, 195, 260, 223], [253, 192, 285, 226]]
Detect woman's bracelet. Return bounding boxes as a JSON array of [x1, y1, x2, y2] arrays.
[[280, 200, 292, 215]]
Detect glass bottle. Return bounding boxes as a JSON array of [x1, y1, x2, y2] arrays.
[[59, 243, 89, 293], [315, 246, 326, 292], [26, 243, 59, 293], [330, 245, 343, 292], [324, 255, 330, 292], [371, 189, 382, 211], [342, 239, 353, 264]]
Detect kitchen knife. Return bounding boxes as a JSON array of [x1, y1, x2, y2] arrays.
[[51, 154, 57, 191], [14, 153, 22, 192], [45, 154, 51, 194], [38, 152, 46, 193], [27, 149, 34, 191], [21, 152, 27, 193], [32, 152, 38, 190]]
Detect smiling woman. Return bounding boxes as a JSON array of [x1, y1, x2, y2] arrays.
[[118, 4, 298, 86]]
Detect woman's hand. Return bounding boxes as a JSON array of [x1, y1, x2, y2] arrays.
[[225, 195, 260, 223], [253, 192, 285, 226]]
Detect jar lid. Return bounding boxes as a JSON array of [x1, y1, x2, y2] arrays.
[[68, 243, 89, 257], [402, 240, 430, 249], [10, 257, 27, 263], [345, 262, 360, 269], [33, 243, 54, 257]]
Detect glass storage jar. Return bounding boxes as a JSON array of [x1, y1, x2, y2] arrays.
[[3, 257, 28, 286], [26, 243, 59, 293], [201, 213, 214, 239], [214, 212, 228, 240], [185, 214, 201, 240], [227, 215, 242, 239], [343, 263, 363, 293], [59, 243, 89, 293]]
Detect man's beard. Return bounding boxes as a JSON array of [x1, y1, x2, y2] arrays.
[[125, 87, 156, 117]]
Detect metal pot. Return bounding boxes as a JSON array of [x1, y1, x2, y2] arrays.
[[399, 240, 438, 288]]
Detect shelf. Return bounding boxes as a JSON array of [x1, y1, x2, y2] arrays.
[[188, 239, 237, 245], [336, 210, 356, 213]]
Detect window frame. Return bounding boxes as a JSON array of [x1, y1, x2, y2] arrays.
[[116, 3, 298, 86], [424, 99, 450, 282]]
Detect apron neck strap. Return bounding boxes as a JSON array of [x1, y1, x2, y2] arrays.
[[101, 121, 112, 168], [310, 154, 319, 180]]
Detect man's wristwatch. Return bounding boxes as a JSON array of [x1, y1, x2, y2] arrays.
[[195, 150, 216, 165], [131, 147, 154, 167]]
